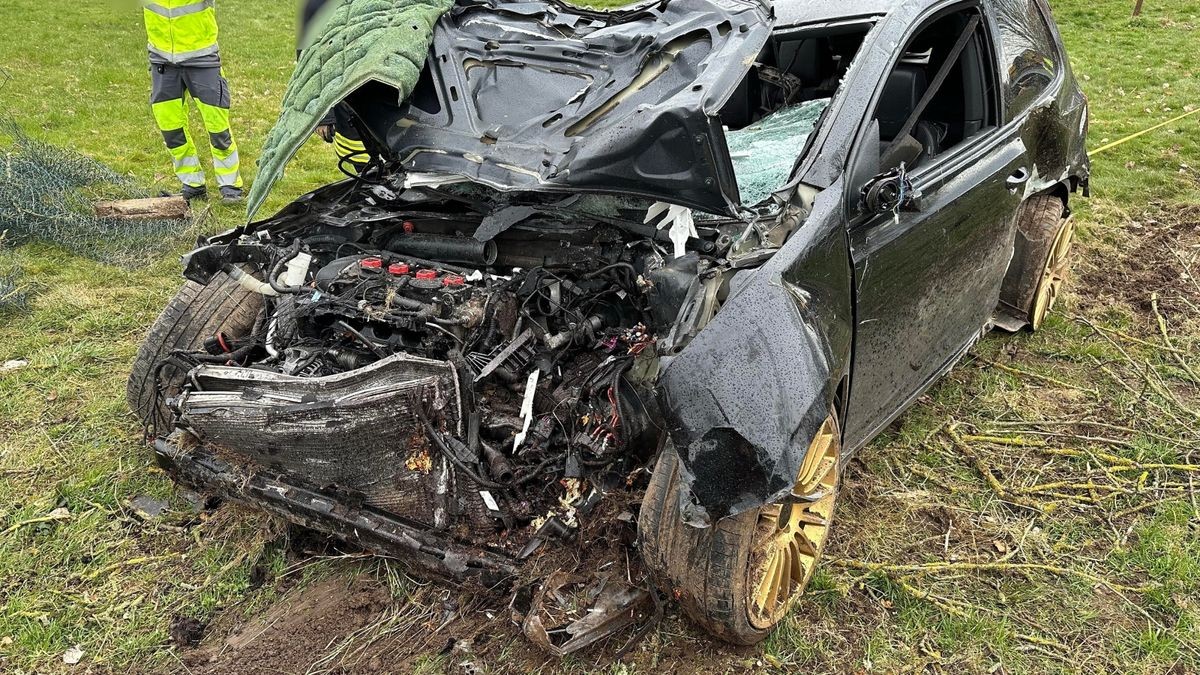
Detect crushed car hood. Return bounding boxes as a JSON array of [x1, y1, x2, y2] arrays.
[[344, 0, 774, 216]]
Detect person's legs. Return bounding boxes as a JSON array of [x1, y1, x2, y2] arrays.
[[150, 64, 206, 197], [332, 104, 369, 173], [333, 131, 369, 173], [183, 66, 243, 199]]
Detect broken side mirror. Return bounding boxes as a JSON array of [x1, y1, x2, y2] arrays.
[[851, 121, 924, 218], [861, 166, 923, 216]]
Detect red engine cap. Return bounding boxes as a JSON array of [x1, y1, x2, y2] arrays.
[[414, 269, 438, 280], [388, 263, 410, 275], [360, 257, 383, 270], [442, 274, 466, 287]]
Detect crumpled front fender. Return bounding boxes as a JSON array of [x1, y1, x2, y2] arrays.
[[657, 186, 853, 526]]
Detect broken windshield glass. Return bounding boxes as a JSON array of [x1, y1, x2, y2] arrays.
[[726, 98, 830, 206]]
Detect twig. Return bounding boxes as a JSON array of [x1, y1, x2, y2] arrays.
[[1168, 245, 1200, 298], [1017, 633, 1069, 650], [2, 510, 71, 534], [1080, 318, 1188, 355], [828, 559, 1156, 594], [1112, 497, 1184, 519], [892, 577, 968, 618], [1038, 447, 1200, 473], [1150, 292, 1200, 385], [1079, 317, 1199, 423], [959, 434, 1047, 447], [82, 553, 183, 581], [907, 464, 958, 494], [978, 358, 1099, 398], [987, 419, 1200, 449], [1014, 481, 1130, 495], [945, 425, 1047, 511], [1095, 360, 1191, 429]]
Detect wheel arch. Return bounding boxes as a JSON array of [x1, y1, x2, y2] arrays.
[[656, 186, 854, 528]]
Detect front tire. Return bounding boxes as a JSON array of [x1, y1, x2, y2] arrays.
[[638, 415, 841, 644], [126, 272, 262, 432]]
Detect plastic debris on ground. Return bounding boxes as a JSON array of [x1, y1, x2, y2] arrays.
[[514, 571, 660, 658], [128, 495, 171, 520], [726, 98, 830, 206]]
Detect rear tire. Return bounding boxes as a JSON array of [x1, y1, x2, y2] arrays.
[[126, 272, 262, 432], [638, 415, 841, 645], [998, 195, 1072, 331]]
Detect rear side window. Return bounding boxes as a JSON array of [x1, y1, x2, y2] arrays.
[[994, 0, 1060, 115]]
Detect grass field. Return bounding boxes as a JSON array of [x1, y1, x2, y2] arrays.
[[2, 0, 1199, 672]]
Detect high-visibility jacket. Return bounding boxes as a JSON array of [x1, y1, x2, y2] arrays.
[[143, 0, 220, 65]]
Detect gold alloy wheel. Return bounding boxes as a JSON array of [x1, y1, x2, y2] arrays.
[[747, 415, 841, 629], [1030, 214, 1076, 330]]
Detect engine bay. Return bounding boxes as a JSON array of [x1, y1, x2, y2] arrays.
[[155, 173, 804, 558]]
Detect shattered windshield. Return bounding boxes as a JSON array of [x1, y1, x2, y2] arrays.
[[726, 98, 829, 205]]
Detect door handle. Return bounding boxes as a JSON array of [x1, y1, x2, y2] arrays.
[[1007, 167, 1031, 192]]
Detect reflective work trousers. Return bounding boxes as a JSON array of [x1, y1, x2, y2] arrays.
[[150, 63, 242, 189], [331, 103, 368, 173]]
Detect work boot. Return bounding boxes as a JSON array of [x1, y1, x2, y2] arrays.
[[181, 185, 208, 202], [220, 186, 244, 204]]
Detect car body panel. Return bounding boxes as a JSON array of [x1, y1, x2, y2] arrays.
[[773, 0, 890, 28], [844, 132, 1028, 449], [353, 0, 774, 216], [658, 0, 1090, 514], [659, 186, 854, 524]]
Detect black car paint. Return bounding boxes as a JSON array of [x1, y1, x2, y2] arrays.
[[664, 0, 1088, 523], [659, 187, 853, 526], [353, 0, 773, 216]]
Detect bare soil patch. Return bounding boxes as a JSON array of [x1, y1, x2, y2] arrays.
[[1078, 201, 1200, 320], [181, 575, 393, 674]]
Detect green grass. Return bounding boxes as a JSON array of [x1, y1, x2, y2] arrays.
[[2, 0, 1200, 672]]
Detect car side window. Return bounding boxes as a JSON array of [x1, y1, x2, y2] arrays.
[[870, 7, 999, 173], [994, 0, 1061, 115]]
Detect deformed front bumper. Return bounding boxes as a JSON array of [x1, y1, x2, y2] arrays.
[[153, 436, 518, 585]]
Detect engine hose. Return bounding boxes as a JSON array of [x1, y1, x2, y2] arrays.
[[250, 304, 268, 339], [223, 264, 278, 297], [385, 233, 498, 266], [515, 456, 563, 486], [481, 441, 515, 483], [383, 294, 431, 313], [333, 320, 387, 358], [269, 241, 309, 295]]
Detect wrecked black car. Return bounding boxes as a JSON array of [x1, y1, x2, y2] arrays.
[[128, 0, 1088, 646]]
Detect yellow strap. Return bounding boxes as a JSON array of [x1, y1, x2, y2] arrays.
[[1090, 106, 1200, 156]]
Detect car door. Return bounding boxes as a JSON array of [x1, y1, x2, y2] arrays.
[[842, 2, 1028, 450]]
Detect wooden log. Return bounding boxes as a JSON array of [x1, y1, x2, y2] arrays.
[[93, 196, 189, 220]]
